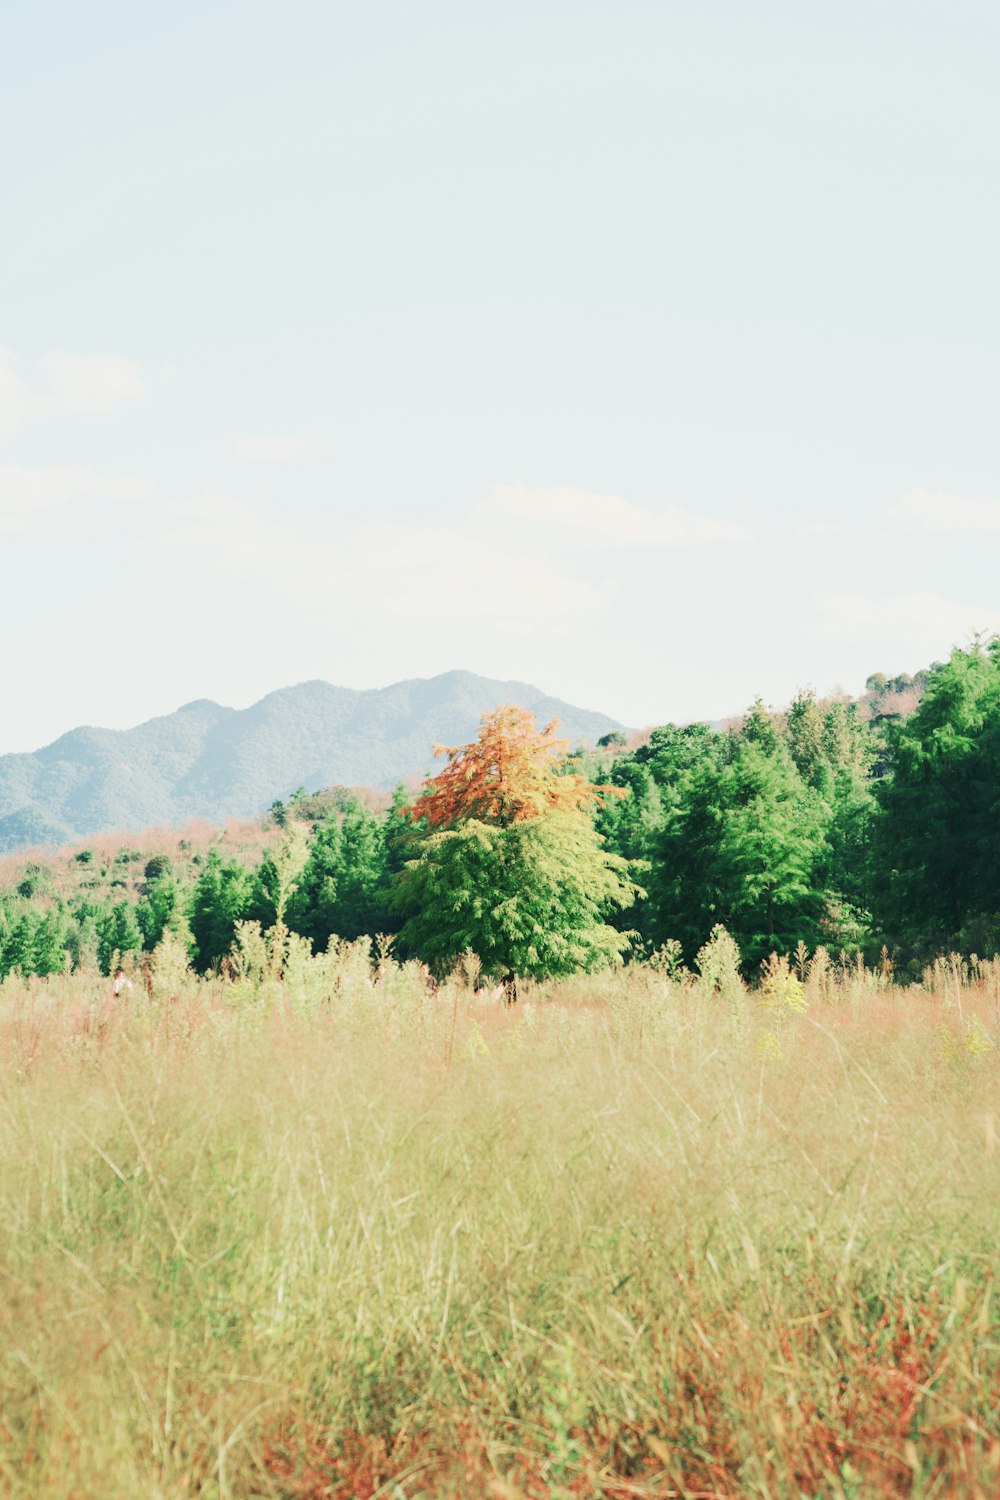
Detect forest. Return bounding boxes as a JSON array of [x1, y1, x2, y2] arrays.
[[1, 640, 997, 986]]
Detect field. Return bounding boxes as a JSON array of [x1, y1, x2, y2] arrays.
[[1, 947, 998, 1498]]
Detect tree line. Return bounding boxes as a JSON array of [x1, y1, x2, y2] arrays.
[[2, 640, 999, 983]]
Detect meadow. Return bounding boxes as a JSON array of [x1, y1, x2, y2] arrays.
[[1, 943, 998, 1499]]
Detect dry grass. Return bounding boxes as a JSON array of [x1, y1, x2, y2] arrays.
[[0, 951, 998, 1498]]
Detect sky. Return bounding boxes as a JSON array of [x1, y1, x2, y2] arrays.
[[1, 0, 998, 753]]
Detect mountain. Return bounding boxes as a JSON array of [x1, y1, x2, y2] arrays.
[[0, 672, 622, 852]]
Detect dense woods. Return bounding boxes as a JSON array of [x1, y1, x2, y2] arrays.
[[3, 640, 999, 984]]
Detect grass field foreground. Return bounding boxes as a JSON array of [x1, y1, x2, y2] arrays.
[[1, 945, 998, 1498]]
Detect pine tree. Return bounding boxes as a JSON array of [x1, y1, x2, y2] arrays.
[[96, 901, 143, 975], [137, 869, 182, 950], [786, 690, 829, 792], [32, 909, 68, 977], [188, 851, 252, 973], [873, 640, 1000, 954], [650, 717, 830, 967]]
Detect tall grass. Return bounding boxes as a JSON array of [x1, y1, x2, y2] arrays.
[[1, 948, 997, 1498]]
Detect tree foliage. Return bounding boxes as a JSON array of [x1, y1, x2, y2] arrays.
[[189, 851, 251, 973], [873, 640, 1000, 955], [396, 708, 634, 979], [408, 706, 608, 830], [4, 650, 1000, 985]]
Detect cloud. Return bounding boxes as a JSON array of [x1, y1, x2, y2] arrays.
[[484, 483, 748, 548], [40, 353, 143, 415], [232, 434, 310, 462], [887, 489, 1000, 533], [815, 590, 1000, 649], [155, 491, 607, 624], [0, 348, 143, 433], [154, 481, 743, 631], [0, 465, 151, 536], [357, 521, 606, 620]]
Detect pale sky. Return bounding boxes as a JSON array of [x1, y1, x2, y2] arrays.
[[1, 1, 998, 753]]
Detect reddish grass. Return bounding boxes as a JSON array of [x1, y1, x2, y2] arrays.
[[258, 1295, 999, 1499]]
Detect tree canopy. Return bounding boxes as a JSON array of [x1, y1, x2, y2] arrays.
[[395, 707, 635, 980]]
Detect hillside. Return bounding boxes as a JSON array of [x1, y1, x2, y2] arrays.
[[0, 671, 622, 853]]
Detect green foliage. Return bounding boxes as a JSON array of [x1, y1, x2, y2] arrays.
[[650, 723, 830, 968], [96, 901, 143, 975], [694, 924, 746, 1005], [2, 653, 998, 986], [188, 851, 252, 973], [873, 640, 1000, 956], [394, 810, 636, 980], [0, 905, 68, 979], [287, 801, 390, 950], [143, 854, 172, 881], [136, 869, 183, 951]]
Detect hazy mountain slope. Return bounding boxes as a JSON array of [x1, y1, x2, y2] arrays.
[[0, 672, 621, 851]]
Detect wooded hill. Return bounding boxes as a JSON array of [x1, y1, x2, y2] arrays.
[[0, 671, 621, 853]]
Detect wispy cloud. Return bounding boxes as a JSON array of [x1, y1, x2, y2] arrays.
[[815, 590, 1000, 649], [887, 489, 1000, 533], [40, 353, 143, 415], [485, 483, 748, 548], [0, 349, 143, 433], [232, 434, 310, 462], [0, 465, 151, 536], [153, 481, 745, 636], [155, 491, 608, 624]]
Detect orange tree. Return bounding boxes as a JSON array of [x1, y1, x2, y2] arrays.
[[392, 706, 637, 981]]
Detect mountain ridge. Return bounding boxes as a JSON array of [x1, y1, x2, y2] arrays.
[[0, 672, 622, 853]]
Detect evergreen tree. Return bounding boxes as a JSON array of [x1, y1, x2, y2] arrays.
[[786, 690, 829, 792], [873, 640, 1000, 954], [32, 909, 68, 976], [288, 800, 389, 949], [188, 851, 251, 973], [0, 910, 45, 978], [66, 906, 101, 973], [136, 869, 182, 950], [96, 900, 143, 975], [650, 719, 830, 967]]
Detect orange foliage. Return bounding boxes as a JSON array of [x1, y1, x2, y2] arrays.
[[403, 705, 621, 831]]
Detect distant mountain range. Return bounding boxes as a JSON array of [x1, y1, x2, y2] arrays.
[[0, 672, 622, 853]]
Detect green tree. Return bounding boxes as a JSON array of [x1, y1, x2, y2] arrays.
[[0, 911, 37, 979], [394, 707, 636, 981], [137, 868, 182, 951], [0, 906, 65, 979], [96, 900, 143, 975], [288, 800, 389, 949], [873, 640, 1000, 955], [188, 851, 252, 973], [650, 721, 830, 967], [395, 810, 634, 980], [785, 690, 829, 792], [32, 909, 68, 976], [66, 905, 101, 972]]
